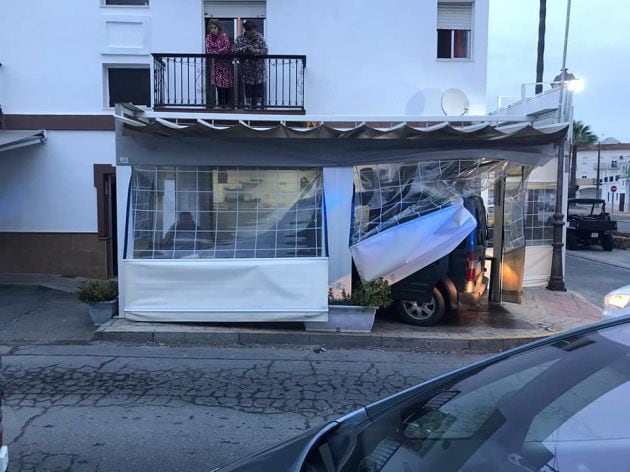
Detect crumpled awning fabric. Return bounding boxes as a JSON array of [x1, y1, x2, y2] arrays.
[[351, 199, 477, 284]]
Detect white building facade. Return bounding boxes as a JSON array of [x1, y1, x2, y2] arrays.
[[0, 0, 489, 279], [576, 144, 630, 212], [1, 0, 569, 322]]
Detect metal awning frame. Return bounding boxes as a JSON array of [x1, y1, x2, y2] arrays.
[[115, 103, 569, 168], [0, 129, 47, 153]]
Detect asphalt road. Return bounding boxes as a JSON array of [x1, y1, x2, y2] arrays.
[[565, 251, 630, 306], [1, 344, 485, 472]]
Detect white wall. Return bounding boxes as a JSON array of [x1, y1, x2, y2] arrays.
[[0, 0, 203, 114], [1, 0, 487, 116], [267, 0, 489, 116], [0, 131, 115, 232]]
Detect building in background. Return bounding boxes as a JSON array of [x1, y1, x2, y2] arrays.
[[576, 142, 629, 212]]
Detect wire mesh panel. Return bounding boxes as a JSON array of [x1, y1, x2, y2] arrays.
[[503, 169, 530, 253], [129, 166, 323, 259], [525, 183, 556, 246], [351, 159, 508, 244]]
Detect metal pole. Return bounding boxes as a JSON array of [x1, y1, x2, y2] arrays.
[[547, 0, 571, 292], [547, 142, 567, 291], [596, 140, 601, 198], [556, 0, 571, 122], [535, 0, 546, 95]]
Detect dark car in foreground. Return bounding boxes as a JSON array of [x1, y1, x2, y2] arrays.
[[214, 316, 630, 472]]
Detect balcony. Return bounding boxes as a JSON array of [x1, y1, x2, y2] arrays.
[[152, 53, 306, 113]]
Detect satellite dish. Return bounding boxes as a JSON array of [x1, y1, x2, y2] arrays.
[[441, 88, 470, 116]]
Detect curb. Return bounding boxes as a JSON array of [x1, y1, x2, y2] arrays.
[[94, 320, 547, 353]]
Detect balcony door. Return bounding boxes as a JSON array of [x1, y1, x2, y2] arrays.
[[204, 0, 266, 41]]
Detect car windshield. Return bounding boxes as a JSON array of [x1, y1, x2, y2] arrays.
[[569, 201, 604, 216], [304, 322, 630, 472]]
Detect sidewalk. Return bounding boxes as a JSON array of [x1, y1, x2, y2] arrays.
[[94, 287, 602, 352], [0, 273, 603, 353]]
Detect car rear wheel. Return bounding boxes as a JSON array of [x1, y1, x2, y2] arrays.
[[601, 233, 614, 251], [397, 287, 446, 327]]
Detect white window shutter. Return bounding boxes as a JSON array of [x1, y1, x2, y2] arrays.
[[437, 3, 473, 30], [204, 1, 266, 18]]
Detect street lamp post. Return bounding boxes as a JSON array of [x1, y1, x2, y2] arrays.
[[547, 0, 572, 292], [547, 141, 567, 291]]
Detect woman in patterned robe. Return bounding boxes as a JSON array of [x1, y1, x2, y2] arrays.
[[206, 19, 233, 107]]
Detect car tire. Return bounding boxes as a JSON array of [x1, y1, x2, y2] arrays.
[[397, 287, 446, 327], [601, 233, 614, 251], [566, 231, 578, 250]]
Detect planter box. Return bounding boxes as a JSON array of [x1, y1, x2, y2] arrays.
[[87, 299, 118, 326], [304, 305, 377, 333]]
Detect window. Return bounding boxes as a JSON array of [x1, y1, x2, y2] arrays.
[[611, 160, 618, 168], [207, 17, 265, 43], [204, 0, 266, 41], [104, 0, 148, 5], [616, 175, 620, 181], [437, 1, 473, 59], [107, 67, 150, 107], [129, 166, 323, 259], [525, 183, 556, 246], [604, 177, 609, 182], [581, 175, 588, 179]]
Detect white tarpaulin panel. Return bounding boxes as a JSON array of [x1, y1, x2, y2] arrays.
[[351, 200, 477, 284], [123, 258, 328, 322]]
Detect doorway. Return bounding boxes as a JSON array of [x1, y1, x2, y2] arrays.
[[94, 164, 118, 278]]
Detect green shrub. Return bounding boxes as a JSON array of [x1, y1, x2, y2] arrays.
[[77, 279, 118, 303], [328, 278, 392, 308]]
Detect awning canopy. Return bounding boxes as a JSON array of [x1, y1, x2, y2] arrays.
[[117, 114, 568, 167], [0, 130, 47, 153]]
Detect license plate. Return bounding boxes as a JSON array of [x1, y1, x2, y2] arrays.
[[591, 232, 599, 238]]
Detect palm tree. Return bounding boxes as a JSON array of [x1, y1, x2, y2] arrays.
[[535, 0, 546, 94], [569, 121, 597, 198]]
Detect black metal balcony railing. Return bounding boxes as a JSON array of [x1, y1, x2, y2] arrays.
[[153, 53, 306, 111]]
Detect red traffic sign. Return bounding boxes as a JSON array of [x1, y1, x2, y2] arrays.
[[611, 185, 618, 192]]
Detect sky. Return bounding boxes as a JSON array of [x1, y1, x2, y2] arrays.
[[487, 0, 630, 142]]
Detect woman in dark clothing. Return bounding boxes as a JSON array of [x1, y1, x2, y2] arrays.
[[233, 21, 268, 109]]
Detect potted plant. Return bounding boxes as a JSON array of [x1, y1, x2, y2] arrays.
[[304, 278, 392, 333], [77, 279, 119, 326]]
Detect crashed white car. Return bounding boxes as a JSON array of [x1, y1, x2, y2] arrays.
[[603, 285, 630, 319]]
